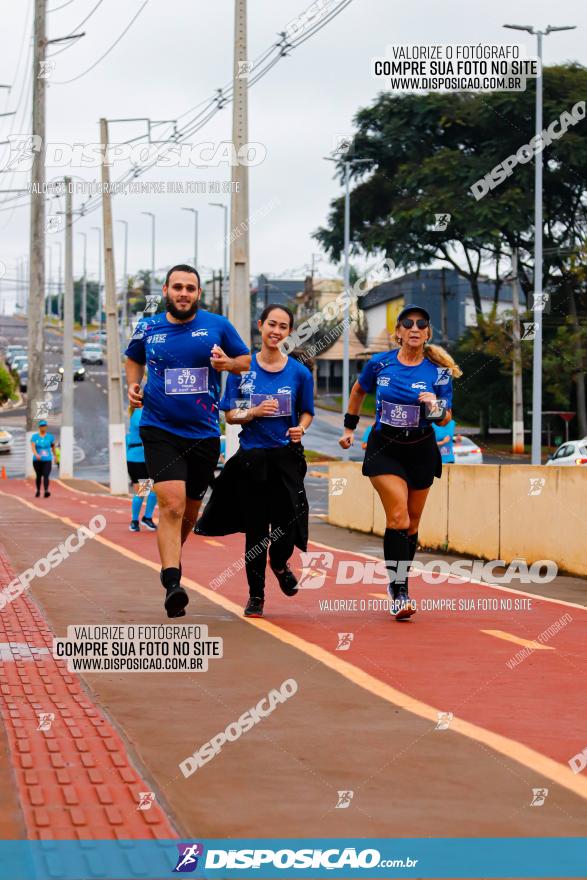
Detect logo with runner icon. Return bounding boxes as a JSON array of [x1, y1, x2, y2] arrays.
[[173, 843, 204, 873]]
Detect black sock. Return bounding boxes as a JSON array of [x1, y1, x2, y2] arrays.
[[383, 527, 410, 598], [407, 531, 418, 563], [161, 567, 181, 590]]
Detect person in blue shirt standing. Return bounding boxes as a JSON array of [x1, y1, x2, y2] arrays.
[[197, 304, 314, 618], [339, 305, 462, 620], [125, 264, 250, 618], [126, 405, 158, 532], [433, 418, 456, 464], [30, 419, 57, 498]]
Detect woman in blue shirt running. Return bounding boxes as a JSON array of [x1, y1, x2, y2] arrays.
[[339, 304, 462, 621], [126, 406, 158, 532], [197, 305, 315, 618], [30, 419, 57, 498]]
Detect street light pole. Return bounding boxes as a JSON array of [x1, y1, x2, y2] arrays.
[[503, 22, 576, 464], [141, 211, 155, 299], [181, 208, 198, 269], [91, 225, 102, 333], [209, 203, 228, 316], [324, 156, 369, 415]]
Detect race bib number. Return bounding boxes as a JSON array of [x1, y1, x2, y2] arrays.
[[380, 401, 420, 428], [250, 392, 292, 417], [164, 367, 208, 395]]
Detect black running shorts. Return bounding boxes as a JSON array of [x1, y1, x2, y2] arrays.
[[139, 426, 220, 500], [362, 426, 442, 489]]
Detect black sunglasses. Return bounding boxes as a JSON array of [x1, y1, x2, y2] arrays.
[[400, 317, 429, 329]]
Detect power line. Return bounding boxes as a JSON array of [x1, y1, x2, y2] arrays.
[[0, 0, 355, 217], [51, 0, 148, 84], [47, 0, 105, 57]]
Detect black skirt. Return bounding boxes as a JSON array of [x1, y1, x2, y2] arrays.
[[362, 426, 442, 489]]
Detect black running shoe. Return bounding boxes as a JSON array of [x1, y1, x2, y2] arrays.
[[129, 520, 140, 532], [35, 491, 40, 498], [164, 583, 189, 618], [271, 564, 298, 596], [244, 597, 264, 618], [44, 491, 51, 498], [141, 516, 157, 531]]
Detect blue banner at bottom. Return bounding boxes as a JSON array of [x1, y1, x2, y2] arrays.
[[0, 838, 585, 879]]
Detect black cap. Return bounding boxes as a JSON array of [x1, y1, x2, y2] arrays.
[[397, 303, 430, 323]]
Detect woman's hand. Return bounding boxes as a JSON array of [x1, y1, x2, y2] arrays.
[[252, 398, 279, 418], [287, 425, 304, 444], [128, 383, 143, 407], [418, 391, 437, 404], [338, 428, 354, 449]]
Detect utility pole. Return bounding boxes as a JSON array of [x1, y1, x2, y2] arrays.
[[228, 0, 250, 338], [26, 0, 47, 479], [59, 177, 74, 478], [91, 225, 102, 331], [117, 219, 128, 350], [100, 118, 127, 494], [78, 232, 87, 338], [225, 0, 250, 460], [46, 245, 52, 317], [511, 248, 524, 454], [210, 202, 228, 316]]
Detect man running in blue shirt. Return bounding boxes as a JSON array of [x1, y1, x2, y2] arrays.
[[125, 264, 250, 617]]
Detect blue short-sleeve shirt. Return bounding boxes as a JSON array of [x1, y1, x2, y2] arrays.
[[125, 310, 249, 439], [31, 432, 55, 460], [358, 350, 453, 431], [221, 353, 315, 450]]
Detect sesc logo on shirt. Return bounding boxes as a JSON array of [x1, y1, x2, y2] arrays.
[[191, 329, 208, 337], [150, 333, 167, 344], [277, 386, 292, 394], [411, 381, 427, 390]]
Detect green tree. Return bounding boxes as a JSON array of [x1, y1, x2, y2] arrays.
[[314, 65, 587, 321]]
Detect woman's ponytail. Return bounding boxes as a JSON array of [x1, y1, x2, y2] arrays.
[[424, 343, 463, 378]]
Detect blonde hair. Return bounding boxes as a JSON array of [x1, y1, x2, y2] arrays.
[[395, 321, 463, 378]]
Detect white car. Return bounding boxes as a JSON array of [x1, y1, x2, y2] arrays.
[[453, 435, 483, 464], [545, 439, 587, 467], [81, 344, 104, 365], [0, 429, 14, 453]]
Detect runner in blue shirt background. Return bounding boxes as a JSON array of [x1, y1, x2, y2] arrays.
[[125, 263, 250, 618], [433, 418, 456, 464], [30, 419, 57, 498], [339, 304, 462, 620], [198, 304, 314, 619], [126, 406, 158, 532]]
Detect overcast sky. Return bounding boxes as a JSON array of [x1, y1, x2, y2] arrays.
[[0, 0, 586, 308]]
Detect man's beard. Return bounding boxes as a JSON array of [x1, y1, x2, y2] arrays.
[[165, 297, 199, 321]]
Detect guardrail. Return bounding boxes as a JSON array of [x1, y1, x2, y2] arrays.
[[327, 462, 587, 578]]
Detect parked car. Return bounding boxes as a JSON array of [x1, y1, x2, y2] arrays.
[[19, 367, 28, 392], [545, 439, 587, 467], [0, 429, 14, 453], [453, 435, 483, 464], [5, 346, 26, 367], [81, 344, 104, 365], [58, 356, 86, 381], [11, 355, 28, 373]]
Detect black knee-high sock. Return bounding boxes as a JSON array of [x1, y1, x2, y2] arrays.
[[383, 528, 410, 597], [407, 531, 418, 563]]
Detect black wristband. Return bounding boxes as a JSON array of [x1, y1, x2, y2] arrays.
[[344, 413, 360, 430]]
